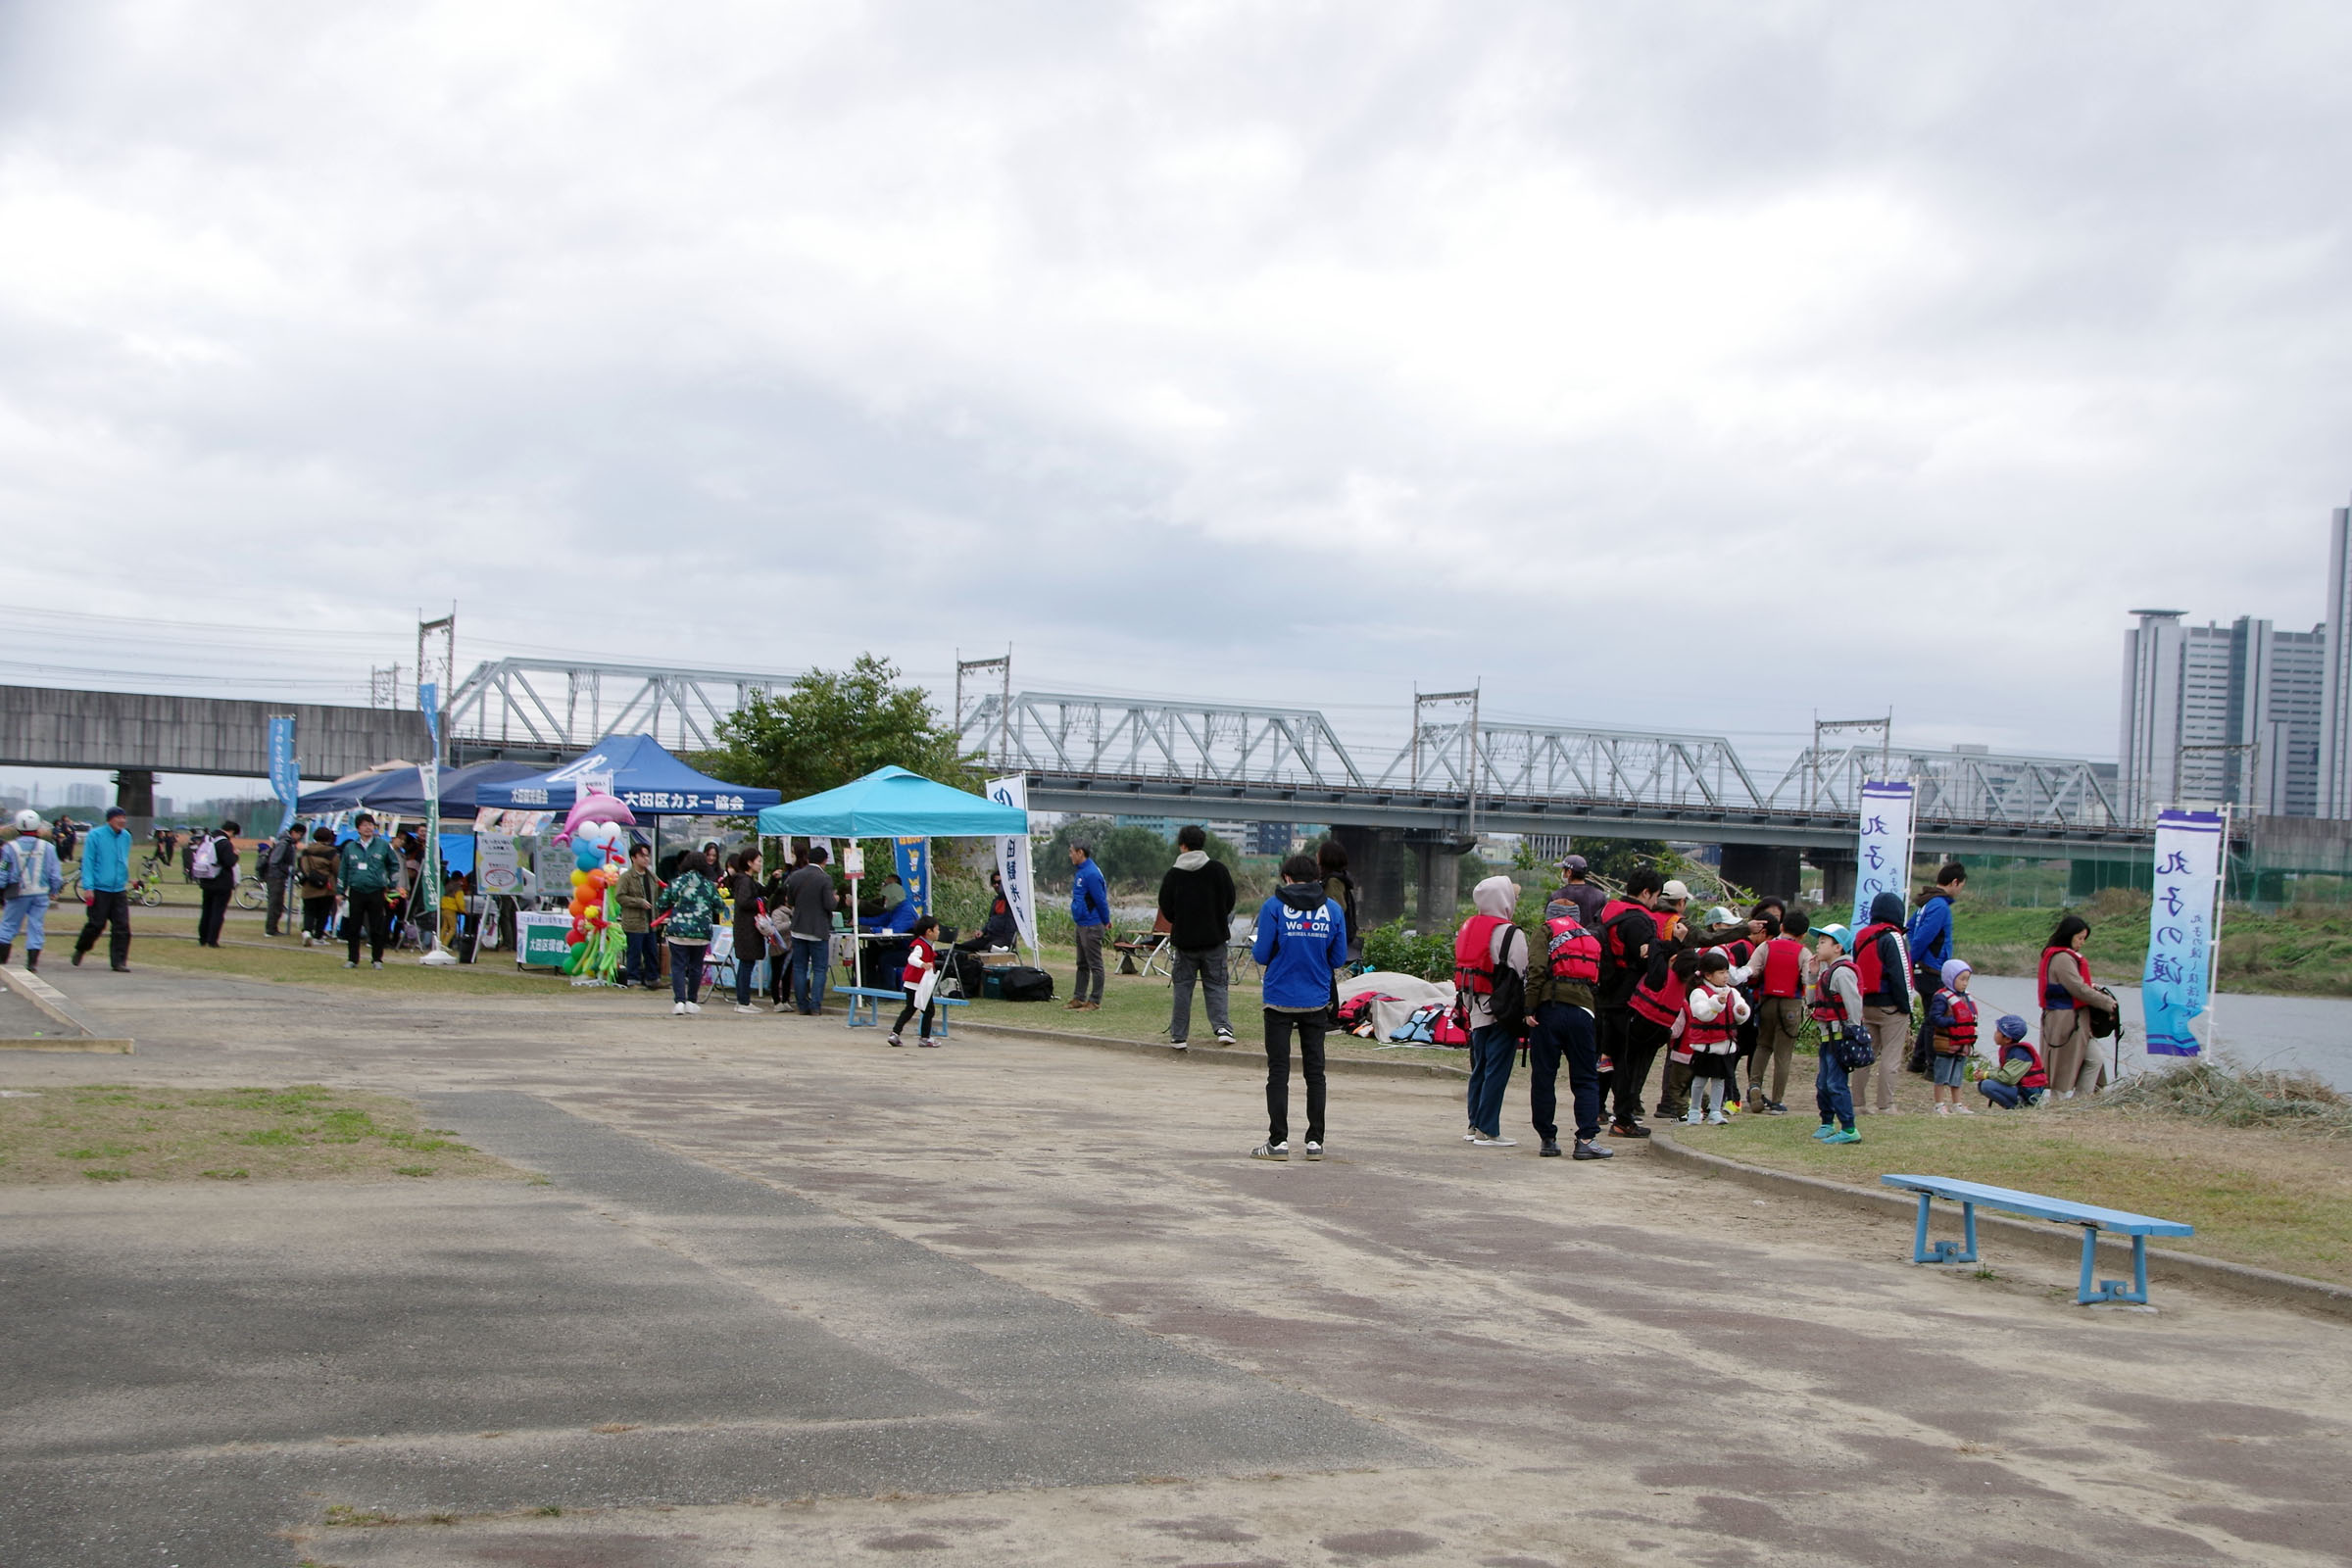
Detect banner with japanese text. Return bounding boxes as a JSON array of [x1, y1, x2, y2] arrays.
[[268, 715, 300, 832], [893, 836, 929, 915], [1849, 780, 1915, 931], [985, 774, 1040, 957], [2143, 808, 2223, 1056]]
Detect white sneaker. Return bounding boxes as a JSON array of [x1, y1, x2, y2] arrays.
[[735, 1004, 760, 1014], [1684, 1107, 1704, 1125], [1956, 1104, 1977, 1115], [1706, 1110, 1729, 1126], [1463, 1126, 1480, 1142], [1471, 1133, 1518, 1148], [301, 934, 314, 948], [1302, 1141, 1324, 1160], [672, 1002, 687, 1015], [1214, 1028, 1236, 1045], [685, 1002, 702, 1014], [1935, 1103, 1952, 1116]]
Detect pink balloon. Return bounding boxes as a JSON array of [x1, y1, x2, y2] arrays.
[[560, 791, 637, 842]]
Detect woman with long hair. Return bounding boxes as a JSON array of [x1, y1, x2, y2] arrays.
[[2037, 913, 2117, 1098]]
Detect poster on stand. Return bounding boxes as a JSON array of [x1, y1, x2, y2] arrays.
[[985, 774, 1041, 957], [479, 834, 522, 895], [2143, 808, 2225, 1056], [1850, 780, 1916, 931]]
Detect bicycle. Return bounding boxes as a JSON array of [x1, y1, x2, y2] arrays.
[[129, 855, 166, 908], [235, 878, 265, 911]]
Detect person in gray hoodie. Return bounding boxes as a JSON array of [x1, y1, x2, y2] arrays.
[[1155, 825, 1238, 1049]]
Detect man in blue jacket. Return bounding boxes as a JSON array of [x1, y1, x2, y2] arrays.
[[1905, 862, 1966, 1069], [1066, 840, 1111, 1010], [71, 805, 136, 971], [1249, 853, 1350, 1161]]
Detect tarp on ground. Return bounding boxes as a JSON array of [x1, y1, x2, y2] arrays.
[[755, 765, 1027, 839], [474, 734, 780, 816], [296, 760, 544, 821]]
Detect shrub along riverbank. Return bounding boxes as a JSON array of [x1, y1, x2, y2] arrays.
[[1954, 888, 2352, 998]]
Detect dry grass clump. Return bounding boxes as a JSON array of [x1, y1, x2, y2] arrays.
[[2098, 1056, 2352, 1137]]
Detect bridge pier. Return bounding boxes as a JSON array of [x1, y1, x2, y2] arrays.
[[1720, 844, 1803, 904], [1331, 825, 1406, 931], [1410, 832, 1478, 933], [114, 768, 155, 834], [1805, 848, 1855, 912]]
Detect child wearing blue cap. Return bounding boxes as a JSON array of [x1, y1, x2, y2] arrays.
[[1806, 922, 1866, 1145], [1978, 1015, 2048, 1109]]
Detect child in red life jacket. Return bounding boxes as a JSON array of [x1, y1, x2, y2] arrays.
[[1927, 958, 1978, 1115], [1977, 1014, 2048, 1109], [1678, 950, 1751, 1126], [888, 915, 944, 1048]]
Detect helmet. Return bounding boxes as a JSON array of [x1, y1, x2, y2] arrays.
[[12, 809, 39, 834]]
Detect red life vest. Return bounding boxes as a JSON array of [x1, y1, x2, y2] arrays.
[[1629, 966, 1686, 1027], [1808, 957, 1858, 1025], [1597, 899, 1649, 965], [1852, 921, 1904, 997], [1454, 913, 1513, 995], [2037, 946, 2091, 1010], [1682, 983, 1740, 1050], [1935, 988, 1978, 1053], [1543, 908, 1601, 984], [2002, 1040, 2048, 1090], [1723, 938, 1755, 978], [1758, 936, 1804, 999]]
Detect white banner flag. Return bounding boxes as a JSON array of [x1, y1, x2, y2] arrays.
[[2144, 808, 2224, 1057], [986, 774, 1041, 959], [1851, 780, 1916, 931]]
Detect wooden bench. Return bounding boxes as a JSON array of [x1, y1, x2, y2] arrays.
[[1880, 1174, 2194, 1306], [837, 985, 971, 1039]]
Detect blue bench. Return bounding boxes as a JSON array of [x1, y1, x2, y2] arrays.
[[1880, 1174, 2194, 1306], [837, 986, 970, 1039]]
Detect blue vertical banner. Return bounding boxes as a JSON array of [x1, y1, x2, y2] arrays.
[[267, 715, 300, 832], [2143, 808, 2224, 1056], [417, 682, 444, 956], [1850, 780, 1915, 931], [894, 836, 929, 915]]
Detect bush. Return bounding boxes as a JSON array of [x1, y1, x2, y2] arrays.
[[1361, 917, 1454, 981], [2099, 1056, 2352, 1136]]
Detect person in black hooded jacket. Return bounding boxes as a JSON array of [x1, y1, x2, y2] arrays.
[[1852, 890, 1913, 1113], [1157, 826, 1237, 1048]]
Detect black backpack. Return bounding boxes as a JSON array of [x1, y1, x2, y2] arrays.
[[997, 965, 1055, 1002]]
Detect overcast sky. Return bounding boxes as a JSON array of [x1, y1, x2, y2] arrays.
[[5, 1, 2349, 785]]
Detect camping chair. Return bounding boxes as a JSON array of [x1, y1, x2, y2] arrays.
[[1113, 915, 1172, 977]]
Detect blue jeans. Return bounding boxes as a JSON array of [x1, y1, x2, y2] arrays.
[[0, 894, 49, 951], [790, 936, 830, 1013], [621, 930, 659, 988], [1466, 1022, 1518, 1137], [669, 941, 706, 1004], [1527, 1001, 1600, 1144], [1815, 1046, 1855, 1130]]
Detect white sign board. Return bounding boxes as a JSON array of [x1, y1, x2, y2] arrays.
[[478, 833, 521, 895]]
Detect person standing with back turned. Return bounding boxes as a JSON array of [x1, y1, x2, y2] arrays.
[[193, 819, 240, 949], [1249, 853, 1349, 1162], [1157, 825, 1238, 1050], [1850, 890, 1913, 1113], [0, 810, 64, 970], [1066, 839, 1110, 1011], [783, 846, 839, 1014]]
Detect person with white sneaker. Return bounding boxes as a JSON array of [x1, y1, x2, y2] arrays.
[[1457, 875, 1531, 1149], [1248, 854, 1350, 1161], [1679, 949, 1750, 1126], [657, 856, 727, 1015]]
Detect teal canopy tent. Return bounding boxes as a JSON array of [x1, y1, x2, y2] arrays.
[[757, 766, 1031, 991], [755, 766, 1026, 839]]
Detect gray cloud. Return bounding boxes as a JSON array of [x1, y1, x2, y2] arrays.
[[3, 1, 2349, 776]]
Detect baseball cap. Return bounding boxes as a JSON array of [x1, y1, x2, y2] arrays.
[[1995, 1014, 2030, 1042], [1812, 921, 1854, 953], [1556, 854, 1589, 873], [1702, 905, 1736, 927], [1659, 879, 1690, 904]]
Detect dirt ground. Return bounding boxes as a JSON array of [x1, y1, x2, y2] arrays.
[[5, 965, 2349, 1567]]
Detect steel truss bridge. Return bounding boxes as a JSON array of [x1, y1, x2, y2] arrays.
[[430, 660, 2150, 856], [959, 691, 2151, 857]]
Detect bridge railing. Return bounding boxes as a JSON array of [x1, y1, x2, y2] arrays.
[[962, 691, 1368, 788], [444, 658, 800, 757], [1764, 746, 2127, 828]]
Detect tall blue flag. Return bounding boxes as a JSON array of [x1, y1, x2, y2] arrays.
[[2143, 809, 2224, 1056], [268, 715, 299, 832], [894, 837, 929, 915]]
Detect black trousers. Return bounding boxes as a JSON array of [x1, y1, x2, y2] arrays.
[[892, 985, 937, 1039], [302, 897, 334, 939], [1529, 1001, 1602, 1144], [197, 883, 231, 947], [1264, 1007, 1328, 1147], [345, 888, 391, 962], [74, 890, 132, 968], [265, 874, 289, 935], [1610, 1012, 1673, 1128]]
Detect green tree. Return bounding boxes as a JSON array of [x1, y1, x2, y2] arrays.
[[702, 655, 978, 802]]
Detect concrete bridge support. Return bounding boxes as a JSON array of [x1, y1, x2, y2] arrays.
[[1720, 844, 1804, 904], [1805, 847, 1856, 912], [1330, 825, 1406, 931]]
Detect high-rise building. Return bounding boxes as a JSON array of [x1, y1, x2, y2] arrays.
[[2319, 502, 2352, 818], [64, 782, 107, 809], [2119, 610, 2324, 819]]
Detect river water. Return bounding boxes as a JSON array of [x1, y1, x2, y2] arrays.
[[1964, 974, 2352, 1093]]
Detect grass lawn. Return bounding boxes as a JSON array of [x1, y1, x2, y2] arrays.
[[0, 1084, 512, 1185], [74, 904, 587, 998], [1692, 1067, 2352, 1286]]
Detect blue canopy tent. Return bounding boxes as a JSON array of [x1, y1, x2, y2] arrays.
[[475, 734, 781, 817], [756, 766, 1030, 991], [297, 760, 544, 822]]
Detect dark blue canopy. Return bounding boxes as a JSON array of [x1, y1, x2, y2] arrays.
[[296, 760, 544, 820], [474, 734, 780, 816]]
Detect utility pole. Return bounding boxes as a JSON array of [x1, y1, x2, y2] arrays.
[[1811, 712, 1893, 808], [1412, 685, 1483, 829], [956, 649, 1012, 770]]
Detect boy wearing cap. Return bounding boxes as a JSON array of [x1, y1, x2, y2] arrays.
[[1807, 922, 1865, 1145], [1977, 1016, 2048, 1108], [1927, 959, 1980, 1114]]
